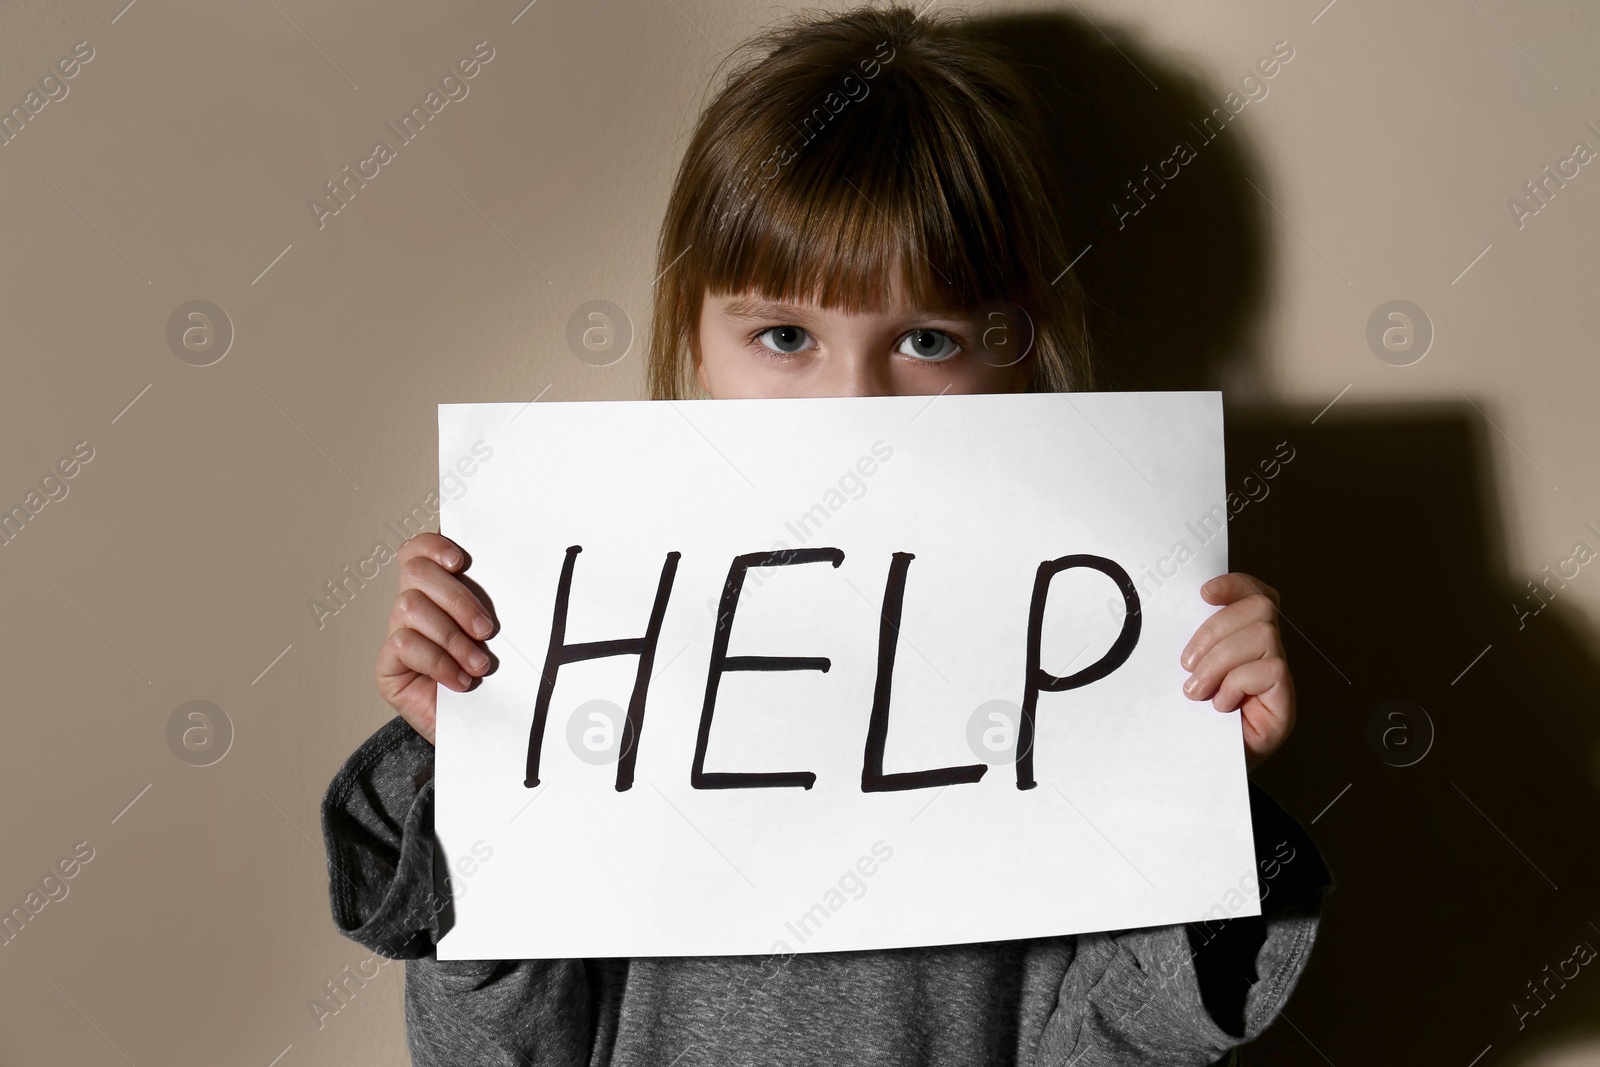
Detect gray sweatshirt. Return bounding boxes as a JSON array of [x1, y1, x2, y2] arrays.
[[321, 715, 1334, 1066]]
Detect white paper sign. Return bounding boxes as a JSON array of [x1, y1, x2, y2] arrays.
[[434, 391, 1254, 960]]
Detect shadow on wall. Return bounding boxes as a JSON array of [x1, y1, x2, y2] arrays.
[[967, 11, 1600, 1065], [967, 10, 1272, 395]]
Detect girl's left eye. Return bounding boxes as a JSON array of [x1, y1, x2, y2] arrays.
[[897, 329, 961, 361]]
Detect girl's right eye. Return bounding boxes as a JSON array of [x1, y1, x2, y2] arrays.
[[753, 325, 815, 356]]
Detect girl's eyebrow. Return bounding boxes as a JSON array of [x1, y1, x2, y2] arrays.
[[719, 299, 818, 321], [718, 298, 973, 325]]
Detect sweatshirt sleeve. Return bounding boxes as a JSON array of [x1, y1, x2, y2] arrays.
[[320, 714, 445, 959], [320, 715, 598, 1067], [1043, 781, 1335, 1067]]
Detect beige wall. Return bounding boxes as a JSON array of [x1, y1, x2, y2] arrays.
[[2, 1, 1596, 1063]]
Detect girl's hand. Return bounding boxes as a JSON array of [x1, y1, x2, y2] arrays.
[[374, 533, 498, 745], [1178, 572, 1294, 772]]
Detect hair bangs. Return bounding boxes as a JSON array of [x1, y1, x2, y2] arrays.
[[647, 4, 1094, 400], [699, 80, 1032, 318]]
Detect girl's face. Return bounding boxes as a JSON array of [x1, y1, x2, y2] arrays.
[[694, 273, 1032, 399]]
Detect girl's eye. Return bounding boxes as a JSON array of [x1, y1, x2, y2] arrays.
[[754, 325, 814, 356], [897, 328, 961, 362]]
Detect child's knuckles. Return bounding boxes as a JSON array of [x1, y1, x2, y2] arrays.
[[1245, 592, 1277, 620], [399, 553, 434, 585], [434, 644, 462, 680], [393, 627, 433, 661], [395, 587, 434, 621], [454, 633, 488, 673], [373, 653, 396, 692], [451, 588, 484, 625]]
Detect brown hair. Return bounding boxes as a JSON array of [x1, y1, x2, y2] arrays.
[[645, 3, 1096, 400]]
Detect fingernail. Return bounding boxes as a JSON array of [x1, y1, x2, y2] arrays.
[[473, 614, 493, 637], [456, 671, 471, 689], [469, 651, 488, 670], [1183, 676, 1199, 696], [445, 550, 464, 568], [1180, 648, 1196, 670]]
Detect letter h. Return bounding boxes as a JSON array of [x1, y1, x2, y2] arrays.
[[525, 545, 681, 791]]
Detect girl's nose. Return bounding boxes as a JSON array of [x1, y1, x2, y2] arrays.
[[829, 351, 893, 397]]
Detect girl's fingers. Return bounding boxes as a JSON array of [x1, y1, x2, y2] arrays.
[[396, 532, 468, 572], [1187, 573, 1295, 770], [379, 626, 474, 694], [1183, 620, 1282, 701], [391, 587, 494, 677], [374, 535, 479, 747], [391, 554, 496, 641], [1209, 655, 1293, 718], [1181, 592, 1277, 670], [1201, 572, 1280, 608]]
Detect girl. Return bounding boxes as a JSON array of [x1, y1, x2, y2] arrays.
[[322, 5, 1331, 1064]]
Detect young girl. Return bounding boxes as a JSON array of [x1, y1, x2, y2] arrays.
[[321, 6, 1332, 1064]]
